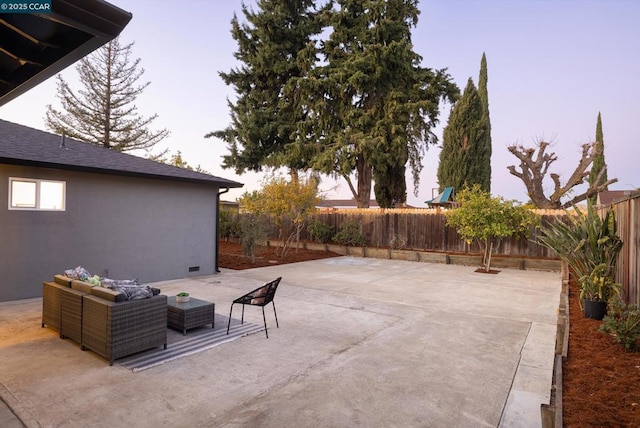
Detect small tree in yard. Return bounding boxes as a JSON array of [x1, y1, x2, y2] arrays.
[[239, 213, 268, 263], [239, 176, 319, 257], [445, 185, 538, 272]]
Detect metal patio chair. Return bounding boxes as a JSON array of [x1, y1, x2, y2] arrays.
[[227, 277, 281, 338]]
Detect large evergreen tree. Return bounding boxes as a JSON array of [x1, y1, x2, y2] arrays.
[[307, 0, 458, 207], [45, 37, 168, 152], [477, 52, 492, 192], [588, 112, 608, 202], [374, 163, 407, 208], [437, 78, 489, 194], [206, 0, 325, 178]]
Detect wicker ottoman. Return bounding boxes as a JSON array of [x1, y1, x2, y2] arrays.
[[167, 296, 215, 335]]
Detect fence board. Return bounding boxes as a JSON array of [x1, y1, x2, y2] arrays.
[[244, 199, 638, 302], [602, 193, 640, 305], [261, 209, 563, 259]]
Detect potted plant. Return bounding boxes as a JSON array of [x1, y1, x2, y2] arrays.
[[538, 202, 624, 319], [579, 263, 621, 320], [176, 292, 190, 303], [538, 202, 623, 282]]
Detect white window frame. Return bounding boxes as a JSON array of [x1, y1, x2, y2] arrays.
[[8, 177, 66, 211]]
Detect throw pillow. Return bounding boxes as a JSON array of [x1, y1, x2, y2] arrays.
[[251, 286, 268, 305]]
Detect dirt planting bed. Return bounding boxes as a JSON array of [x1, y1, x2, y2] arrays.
[[563, 278, 640, 427], [218, 240, 340, 270]]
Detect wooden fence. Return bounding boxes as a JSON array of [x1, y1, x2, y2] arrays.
[[259, 208, 564, 259], [607, 193, 640, 305]]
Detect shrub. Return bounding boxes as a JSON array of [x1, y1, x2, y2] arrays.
[[600, 298, 640, 352], [333, 220, 365, 246], [389, 234, 406, 250], [239, 175, 319, 256], [307, 219, 334, 243], [219, 210, 241, 240]]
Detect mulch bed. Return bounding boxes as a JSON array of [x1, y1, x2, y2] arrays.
[[218, 240, 340, 270], [563, 278, 640, 427]]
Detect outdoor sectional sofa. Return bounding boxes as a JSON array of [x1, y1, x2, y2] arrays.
[[42, 275, 167, 365]]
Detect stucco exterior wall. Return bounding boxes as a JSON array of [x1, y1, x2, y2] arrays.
[[0, 164, 219, 301]]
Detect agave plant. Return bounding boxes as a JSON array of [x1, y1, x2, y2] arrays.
[[537, 201, 623, 280]]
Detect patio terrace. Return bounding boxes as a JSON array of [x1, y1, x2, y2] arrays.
[[0, 256, 560, 427]]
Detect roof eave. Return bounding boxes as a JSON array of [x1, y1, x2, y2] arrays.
[[0, 0, 133, 106], [0, 157, 244, 188]]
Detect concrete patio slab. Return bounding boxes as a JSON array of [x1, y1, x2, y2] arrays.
[[0, 256, 560, 427]]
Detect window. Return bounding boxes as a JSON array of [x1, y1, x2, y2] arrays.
[[9, 178, 66, 211]]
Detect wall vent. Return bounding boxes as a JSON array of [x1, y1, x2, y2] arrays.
[[188, 266, 200, 273]]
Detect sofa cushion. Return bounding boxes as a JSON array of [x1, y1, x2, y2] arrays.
[[110, 285, 154, 301], [90, 286, 126, 302], [71, 280, 93, 294], [100, 278, 139, 288], [54, 275, 71, 287], [64, 266, 92, 280]]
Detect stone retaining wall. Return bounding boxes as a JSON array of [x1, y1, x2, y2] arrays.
[[269, 240, 562, 271]]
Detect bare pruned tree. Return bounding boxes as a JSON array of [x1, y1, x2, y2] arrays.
[[507, 141, 618, 209]]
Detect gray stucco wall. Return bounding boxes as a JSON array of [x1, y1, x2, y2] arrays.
[[0, 164, 219, 301]]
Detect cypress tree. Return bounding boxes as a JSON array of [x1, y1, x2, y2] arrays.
[[477, 52, 492, 192], [588, 112, 608, 202], [437, 78, 488, 194]]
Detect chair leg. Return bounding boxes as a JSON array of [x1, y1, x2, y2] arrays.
[[241, 304, 245, 324], [272, 301, 279, 329], [262, 306, 268, 338], [226, 304, 234, 335]]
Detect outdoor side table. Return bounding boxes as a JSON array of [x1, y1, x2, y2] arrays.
[[167, 296, 215, 336]]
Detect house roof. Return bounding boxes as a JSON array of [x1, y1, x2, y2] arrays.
[[1, 0, 133, 107], [597, 190, 639, 206], [317, 199, 415, 209], [317, 199, 381, 208], [0, 119, 244, 188]]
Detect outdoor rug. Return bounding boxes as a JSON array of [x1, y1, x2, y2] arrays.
[[119, 313, 263, 372]]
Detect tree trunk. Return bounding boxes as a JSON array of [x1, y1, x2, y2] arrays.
[[290, 168, 299, 184], [485, 241, 494, 272], [356, 154, 372, 208]]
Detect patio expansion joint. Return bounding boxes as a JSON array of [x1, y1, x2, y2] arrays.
[[497, 321, 531, 424], [0, 382, 39, 428], [212, 316, 402, 426], [282, 290, 405, 320]]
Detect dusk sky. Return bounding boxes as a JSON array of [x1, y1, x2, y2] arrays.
[[1, 0, 638, 206]]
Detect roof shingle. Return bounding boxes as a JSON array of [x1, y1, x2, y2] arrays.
[[0, 119, 243, 188]]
